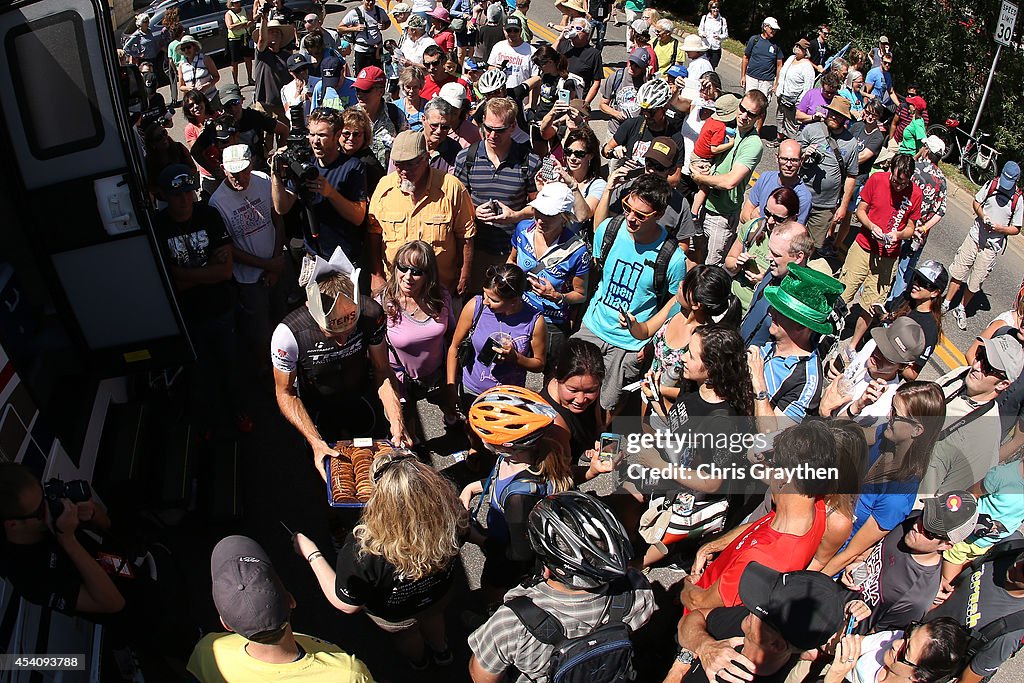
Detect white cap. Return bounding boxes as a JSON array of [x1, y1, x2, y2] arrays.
[[529, 182, 575, 217], [222, 144, 252, 173], [763, 17, 780, 30], [924, 135, 946, 156], [438, 82, 467, 108]]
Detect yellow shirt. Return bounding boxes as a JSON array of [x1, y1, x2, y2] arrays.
[[187, 632, 375, 683], [653, 37, 679, 75], [368, 168, 476, 291]]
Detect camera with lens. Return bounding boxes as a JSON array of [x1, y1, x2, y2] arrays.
[[803, 147, 823, 165], [277, 103, 319, 183], [43, 478, 91, 521]]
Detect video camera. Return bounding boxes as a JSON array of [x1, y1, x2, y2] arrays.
[[42, 477, 91, 522], [278, 103, 318, 183]]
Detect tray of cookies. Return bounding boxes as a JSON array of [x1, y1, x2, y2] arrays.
[[324, 439, 394, 507]]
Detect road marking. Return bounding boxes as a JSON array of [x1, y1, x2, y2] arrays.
[[933, 341, 960, 371], [939, 333, 969, 366]]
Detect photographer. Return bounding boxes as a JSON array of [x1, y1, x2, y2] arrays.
[[0, 463, 123, 617], [271, 107, 368, 268], [192, 84, 288, 177]]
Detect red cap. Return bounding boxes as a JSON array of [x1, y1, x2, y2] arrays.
[[354, 66, 385, 90], [906, 95, 927, 110]]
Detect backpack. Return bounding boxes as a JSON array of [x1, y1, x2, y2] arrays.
[[462, 140, 532, 185], [505, 580, 637, 683], [597, 214, 678, 307], [982, 178, 1022, 216], [961, 537, 1024, 660]]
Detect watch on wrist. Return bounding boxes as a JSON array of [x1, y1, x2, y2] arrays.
[[754, 390, 770, 401], [676, 646, 696, 665]]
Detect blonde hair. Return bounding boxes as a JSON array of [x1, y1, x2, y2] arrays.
[[482, 96, 518, 126], [354, 458, 468, 581], [399, 65, 425, 89], [318, 272, 354, 299], [531, 435, 574, 493], [341, 106, 373, 142]]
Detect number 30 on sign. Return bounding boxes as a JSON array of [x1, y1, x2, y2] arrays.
[[996, 0, 1018, 46]]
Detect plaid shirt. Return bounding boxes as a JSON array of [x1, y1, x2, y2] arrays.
[[468, 571, 655, 682]]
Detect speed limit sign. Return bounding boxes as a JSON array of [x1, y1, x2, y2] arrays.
[[996, 0, 1018, 46]]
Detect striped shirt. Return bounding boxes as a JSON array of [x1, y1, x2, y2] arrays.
[[454, 141, 540, 255], [758, 341, 822, 421]]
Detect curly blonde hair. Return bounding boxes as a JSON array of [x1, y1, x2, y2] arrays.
[[353, 458, 467, 580]]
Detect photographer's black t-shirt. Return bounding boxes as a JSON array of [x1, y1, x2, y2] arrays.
[[682, 607, 796, 683], [0, 535, 86, 614], [195, 109, 279, 165]]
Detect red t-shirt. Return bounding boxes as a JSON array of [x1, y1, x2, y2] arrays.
[[693, 118, 727, 160], [694, 498, 827, 609], [854, 171, 923, 258], [433, 30, 455, 54]]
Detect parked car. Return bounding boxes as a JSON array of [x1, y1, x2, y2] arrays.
[[120, 0, 317, 59]]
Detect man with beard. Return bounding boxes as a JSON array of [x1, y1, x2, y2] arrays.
[[368, 131, 475, 296], [797, 96, 858, 249]]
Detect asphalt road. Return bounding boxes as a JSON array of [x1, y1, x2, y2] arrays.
[[154, 3, 1023, 681]]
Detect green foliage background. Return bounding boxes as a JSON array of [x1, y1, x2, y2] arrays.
[[662, 0, 1024, 165]]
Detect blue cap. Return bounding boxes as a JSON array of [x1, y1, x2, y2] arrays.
[[319, 56, 341, 89], [666, 64, 689, 79], [464, 56, 483, 71], [999, 161, 1021, 191]]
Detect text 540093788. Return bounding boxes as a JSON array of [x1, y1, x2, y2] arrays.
[[0, 655, 85, 671]]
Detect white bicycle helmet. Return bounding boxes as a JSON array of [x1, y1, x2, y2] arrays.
[[478, 68, 508, 95], [636, 77, 671, 110]]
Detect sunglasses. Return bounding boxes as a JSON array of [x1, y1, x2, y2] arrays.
[[738, 102, 761, 117], [483, 123, 512, 134], [914, 516, 942, 541], [646, 160, 670, 173], [622, 196, 658, 220], [892, 626, 920, 667], [340, 130, 363, 138], [6, 497, 46, 522], [505, 27, 522, 33], [396, 262, 425, 277], [423, 59, 442, 67], [888, 408, 920, 429], [765, 209, 789, 223], [355, 86, 379, 95], [565, 148, 589, 159], [976, 348, 1007, 379]]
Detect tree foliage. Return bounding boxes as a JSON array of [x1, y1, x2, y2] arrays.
[[665, 0, 1024, 165]]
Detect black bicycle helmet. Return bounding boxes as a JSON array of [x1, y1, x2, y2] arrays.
[[528, 491, 632, 589]]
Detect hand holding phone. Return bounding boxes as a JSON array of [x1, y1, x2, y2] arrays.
[[598, 433, 621, 463]]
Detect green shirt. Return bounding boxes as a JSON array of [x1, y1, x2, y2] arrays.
[[898, 117, 926, 156], [512, 9, 533, 42], [625, 0, 647, 11], [706, 128, 764, 216], [168, 39, 186, 66]]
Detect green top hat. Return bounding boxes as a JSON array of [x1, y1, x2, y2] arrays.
[[763, 263, 844, 335]]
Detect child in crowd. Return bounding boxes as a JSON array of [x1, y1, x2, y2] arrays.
[[690, 93, 737, 218]]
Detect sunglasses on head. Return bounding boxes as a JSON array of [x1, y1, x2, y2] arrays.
[[167, 172, 197, 190], [396, 262, 425, 277]]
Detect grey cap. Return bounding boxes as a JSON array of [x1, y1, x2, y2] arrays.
[[978, 333, 1024, 381], [210, 536, 291, 639], [219, 83, 243, 105]]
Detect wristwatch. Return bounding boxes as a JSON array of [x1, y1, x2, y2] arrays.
[[675, 646, 696, 665], [754, 390, 770, 401]]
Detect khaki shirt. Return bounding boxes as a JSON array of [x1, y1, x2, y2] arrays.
[[368, 168, 476, 291]]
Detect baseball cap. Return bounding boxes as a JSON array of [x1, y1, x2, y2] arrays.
[[438, 82, 467, 108], [712, 94, 739, 122], [879, 35, 890, 43], [737, 562, 846, 651], [406, 14, 426, 30], [630, 18, 650, 34], [319, 56, 341, 89], [645, 136, 679, 167], [392, 2, 411, 12], [354, 66, 385, 90], [977, 333, 1024, 381], [287, 53, 311, 72], [796, 38, 812, 50], [505, 15, 523, 30], [391, 130, 427, 163], [529, 182, 575, 217], [211, 536, 291, 640], [906, 95, 927, 111], [222, 144, 252, 173], [924, 135, 946, 156], [219, 83, 243, 105], [485, 2, 503, 22], [921, 492, 979, 544], [628, 48, 651, 67], [912, 259, 949, 293], [870, 317, 926, 365], [464, 56, 484, 72], [666, 64, 688, 79], [158, 164, 199, 195], [999, 160, 1021, 192], [764, 17, 781, 30]]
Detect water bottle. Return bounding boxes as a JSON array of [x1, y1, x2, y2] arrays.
[[662, 363, 681, 389]]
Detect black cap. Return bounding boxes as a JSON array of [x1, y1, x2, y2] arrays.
[[287, 53, 311, 72], [319, 55, 341, 90], [737, 562, 847, 651], [158, 164, 199, 195]]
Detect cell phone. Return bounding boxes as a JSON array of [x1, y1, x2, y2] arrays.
[[599, 433, 620, 463], [623, 162, 645, 180], [557, 88, 571, 105], [844, 613, 857, 636], [540, 157, 555, 182], [477, 336, 500, 365], [486, 199, 500, 214]]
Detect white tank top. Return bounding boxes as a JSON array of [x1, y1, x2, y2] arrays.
[[180, 54, 217, 99]]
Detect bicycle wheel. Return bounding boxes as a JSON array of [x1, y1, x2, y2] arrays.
[[967, 158, 997, 187], [926, 124, 955, 162]]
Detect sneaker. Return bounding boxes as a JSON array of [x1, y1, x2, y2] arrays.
[[941, 300, 951, 314], [952, 306, 967, 331]]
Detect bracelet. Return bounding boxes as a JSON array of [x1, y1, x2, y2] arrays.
[[307, 551, 323, 563]]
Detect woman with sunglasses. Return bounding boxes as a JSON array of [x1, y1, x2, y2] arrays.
[[293, 451, 468, 670], [509, 183, 590, 378], [826, 617, 968, 683], [881, 260, 947, 382], [181, 90, 220, 191], [622, 265, 741, 403], [821, 381, 946, 577], [725, 186, 800, 313], [381, 241, 459, 438], [559, 128, 606, 228], [339, 106, 386, 197], [395, 65, 427, 132], [459, 386, 574, 605], [176, 37, 221, 108]]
